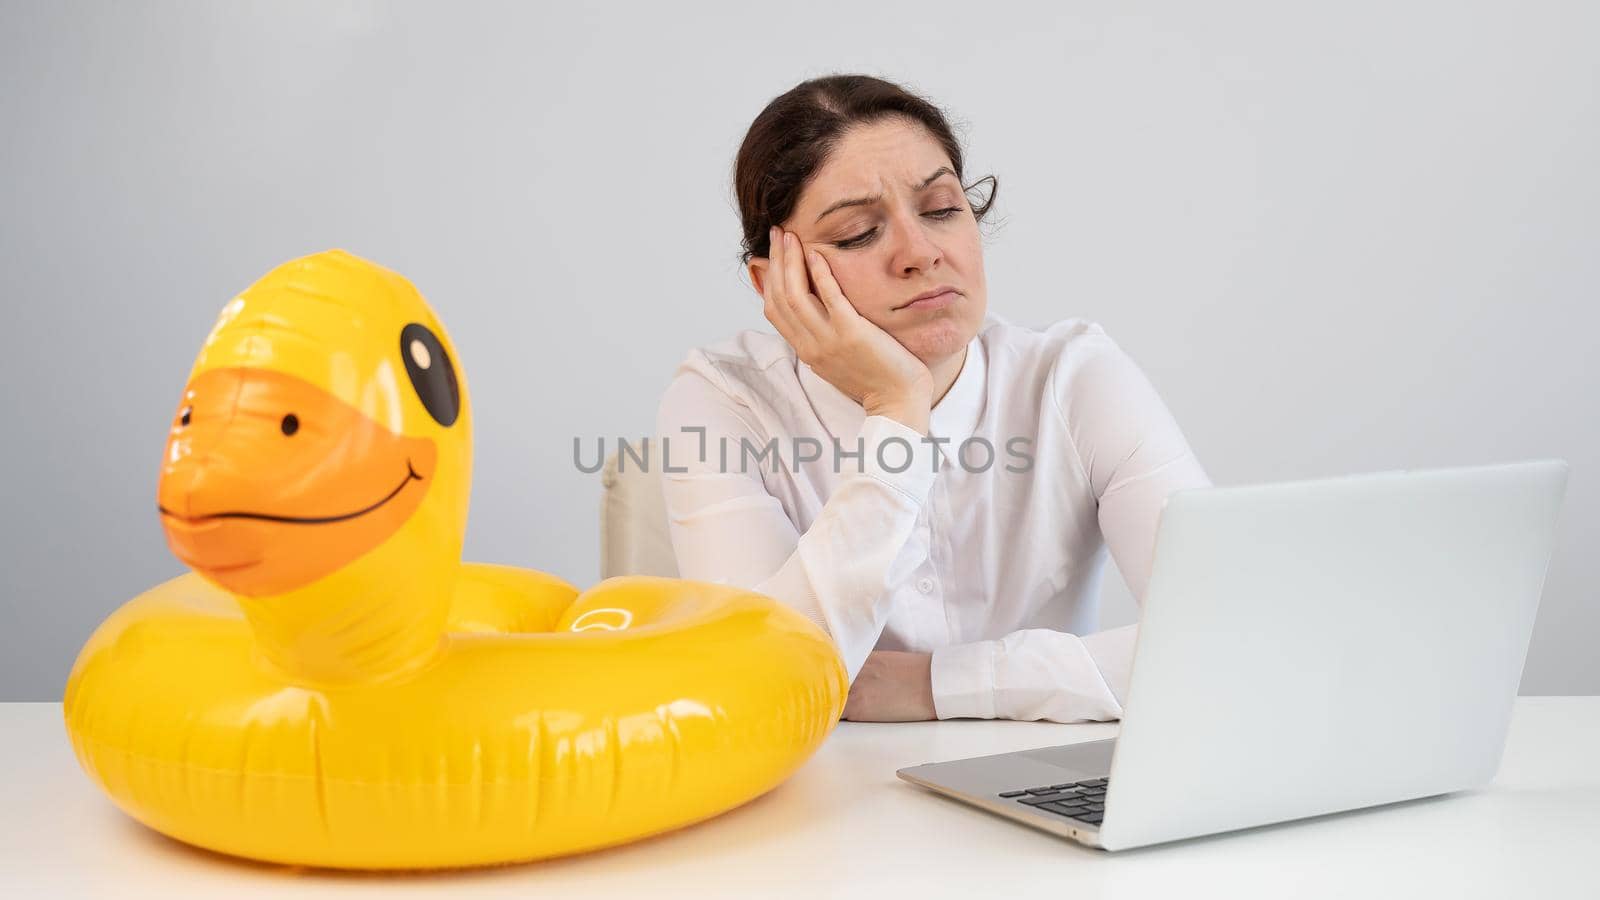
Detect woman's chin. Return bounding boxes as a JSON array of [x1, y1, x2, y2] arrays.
[[898, 315, 980, 363]]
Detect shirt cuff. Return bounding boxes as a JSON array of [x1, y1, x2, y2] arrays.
[[1079, 624, 1140, 708], [930, 639, 997, 719], [853, 414, 940, 503]]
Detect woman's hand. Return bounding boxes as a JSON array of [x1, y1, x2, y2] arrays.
[[761, 227, 933, 434], [841, 650, 936, 722]]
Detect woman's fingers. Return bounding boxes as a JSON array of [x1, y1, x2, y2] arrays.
[[782, 232, 831, 338], [761, 227, 806, 346], [804, 248, 855, 321], [779, 230, 807, 303]]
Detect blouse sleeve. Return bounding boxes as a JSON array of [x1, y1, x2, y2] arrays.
[[654, 364, 939, 684], [929, 328, 1212, 722]]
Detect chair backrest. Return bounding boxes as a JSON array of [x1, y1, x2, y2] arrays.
[[598, 444, 680, 580]]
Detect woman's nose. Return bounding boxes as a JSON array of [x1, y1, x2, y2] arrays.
[[889, 217, 943, 275]]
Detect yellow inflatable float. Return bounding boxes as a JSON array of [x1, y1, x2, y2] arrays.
[[62, 249, 847, 870]]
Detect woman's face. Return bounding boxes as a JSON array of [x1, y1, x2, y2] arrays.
[[753, 117, 988, 365]]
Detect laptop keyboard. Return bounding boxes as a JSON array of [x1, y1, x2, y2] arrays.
[[997, 778, 1109, 825]]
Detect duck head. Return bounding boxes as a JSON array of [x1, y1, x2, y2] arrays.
[[157, 250, 472, 684]]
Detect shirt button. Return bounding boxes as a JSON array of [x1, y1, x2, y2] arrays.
[[917, 577, 935, 594]]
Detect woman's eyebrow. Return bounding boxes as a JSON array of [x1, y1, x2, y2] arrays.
[[814, 166, 957, 223]]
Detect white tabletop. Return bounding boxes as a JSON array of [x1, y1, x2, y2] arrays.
[[3, 697, 1596, 898]]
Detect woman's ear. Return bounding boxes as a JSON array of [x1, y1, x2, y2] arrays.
[[747, 258, 769, 297]]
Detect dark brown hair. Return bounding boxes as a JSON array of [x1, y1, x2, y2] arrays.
[[733, 74, 998, 264]]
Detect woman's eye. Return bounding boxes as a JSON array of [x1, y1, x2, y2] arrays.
[[833, 207, 962, 250], [834, 228, 878, 250]]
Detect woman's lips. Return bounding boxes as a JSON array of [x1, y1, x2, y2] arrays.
[[900, 290, 959, 311]]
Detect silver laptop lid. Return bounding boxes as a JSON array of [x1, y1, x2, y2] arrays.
[[1098, 459, 1569, 851]]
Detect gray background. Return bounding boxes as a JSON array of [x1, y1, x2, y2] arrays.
[[2, 1, 1594, 700]]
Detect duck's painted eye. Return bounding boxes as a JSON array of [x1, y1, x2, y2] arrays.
[[400, 323, 459, 427], [179, 407, 191, 427]]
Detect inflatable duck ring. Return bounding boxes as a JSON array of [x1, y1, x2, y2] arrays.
[[62, 250, 847, 870]]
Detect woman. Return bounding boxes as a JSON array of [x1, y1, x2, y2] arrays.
[[655, 75, 1211, 723]]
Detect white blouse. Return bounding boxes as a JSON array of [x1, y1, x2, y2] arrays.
[[653, 313, 1212, 723]]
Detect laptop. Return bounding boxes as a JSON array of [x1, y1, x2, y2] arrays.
[[897, 459, 1569, 851]]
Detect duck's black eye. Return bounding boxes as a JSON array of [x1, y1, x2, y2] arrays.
[[179, 407, 191, 427], [400, 323, 459, 427], [281, 413, 299, 436]]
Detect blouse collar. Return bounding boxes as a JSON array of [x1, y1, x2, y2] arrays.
[[796, 327, 990, 451]]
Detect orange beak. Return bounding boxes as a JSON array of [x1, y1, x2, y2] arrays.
[[157, 367, 436, 597]]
